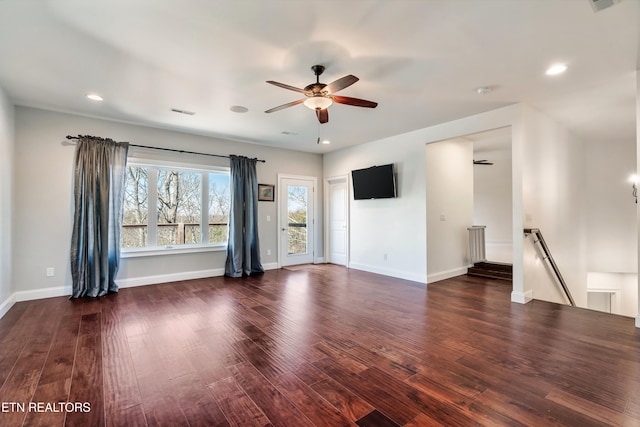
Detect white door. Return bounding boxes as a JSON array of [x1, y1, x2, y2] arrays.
[[279, 176, 315, 266], [328, 180, 348, 265]]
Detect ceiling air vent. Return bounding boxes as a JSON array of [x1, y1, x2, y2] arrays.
[[171, 108, 195, 115], [589, 0, 622, 12]]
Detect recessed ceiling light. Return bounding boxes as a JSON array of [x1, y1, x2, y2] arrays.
[[475, 86, 492, 95], [321, 140, 331, 145], [86, 93, 103, 101], [545, 64, 568, 76], [230, 105, 248, 113]]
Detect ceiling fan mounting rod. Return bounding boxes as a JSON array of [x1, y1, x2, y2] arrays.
[[311, 65, 325, 82]]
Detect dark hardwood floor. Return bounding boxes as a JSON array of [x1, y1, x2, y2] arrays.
[[0, 264, 639, 426]]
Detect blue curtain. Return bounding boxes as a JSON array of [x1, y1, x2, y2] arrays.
[[70, 137, 129, 297], [225, 155, 264, 277]]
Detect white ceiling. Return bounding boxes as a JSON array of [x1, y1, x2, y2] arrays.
[[0, 0, 638, 153]]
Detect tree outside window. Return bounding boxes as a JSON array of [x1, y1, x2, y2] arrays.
[[121, 164, 230, 249]]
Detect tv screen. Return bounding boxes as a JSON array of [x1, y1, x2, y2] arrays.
[[351, 164, 396, 200]]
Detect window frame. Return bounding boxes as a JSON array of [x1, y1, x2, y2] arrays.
[[121, 157, 230, 258]]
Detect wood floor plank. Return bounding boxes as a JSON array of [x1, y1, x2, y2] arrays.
[[272, 372, 355, 427], [359, 366, 484, 426], [106, 404, 147, 427], [65, 312, 104, 427], [0, 299, 65, 427], [170, 373, 230, 427], [546, 387, 633, 426], [22, 310, 82, 427], [0, 265, 638, 426], [312, 357, 419, 425], [206, 376, 271, 427], [355, 409, 401, 427], [309, 376, 374, 422], [228, 362, 314, 427]]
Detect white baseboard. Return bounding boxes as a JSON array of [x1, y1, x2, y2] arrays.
[[348, 262, 427, 284], [0, 285, 73, 320], [315, 257, 325, 264], [15, 285, 72, 302], [262, 262, 279, 271], [427, 266, 469, 284], [0, 293, 16, 320], [117, 268, 225, 288], [511, 289, 533, 304], [118, 261, 278, 287]]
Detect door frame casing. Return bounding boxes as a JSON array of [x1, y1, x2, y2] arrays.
[[277, 174, 319, 268], [324, 175, 350, 267]]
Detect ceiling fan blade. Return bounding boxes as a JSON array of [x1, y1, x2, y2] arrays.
[[325, 75, 359, 94], [331, 95, 378, 108], [473, 160, 494, 165], [265, 98, 305, 113], [266, 80, 308, 94], [316, 108, 328, 124]]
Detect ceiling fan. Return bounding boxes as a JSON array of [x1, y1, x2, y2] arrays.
[[265, 65, 378, 124], [473, 159, 494, 165]]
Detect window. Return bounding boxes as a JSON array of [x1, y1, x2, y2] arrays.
[[121, 161, 230, 253]]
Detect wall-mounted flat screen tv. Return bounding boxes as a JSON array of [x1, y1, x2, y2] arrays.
[[351, 164, 396, 200]]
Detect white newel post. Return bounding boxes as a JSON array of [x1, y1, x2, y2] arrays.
[[468, 225, 487, 264]]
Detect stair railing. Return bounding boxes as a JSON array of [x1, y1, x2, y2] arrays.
[[524, 228, 575, 306]]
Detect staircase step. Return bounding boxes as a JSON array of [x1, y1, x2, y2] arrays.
[[467, 268, 512, 280], [467, 262, 513, 281], [473, 261, 512, 272]]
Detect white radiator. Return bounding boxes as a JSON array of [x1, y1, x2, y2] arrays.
[[467, 226, 487, 264]]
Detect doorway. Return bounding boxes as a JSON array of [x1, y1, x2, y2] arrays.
[[325, 176, 349, 266], [425, 127, 513, 283], [278, 175, 316, 267]]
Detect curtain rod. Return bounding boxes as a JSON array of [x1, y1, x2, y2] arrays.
[[65, 135, 266, 163]]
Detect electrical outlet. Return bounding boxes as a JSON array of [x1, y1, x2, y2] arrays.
[[439, 213, 446, 221], [383, 253, 388, 261], [267, 249, 271, 256], [46, 268, 54, 277], [266, 215, 271, 222]]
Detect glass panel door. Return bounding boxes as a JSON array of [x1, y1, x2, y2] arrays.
[[287, 184, 308, 255], [279, 176, 315, 266]]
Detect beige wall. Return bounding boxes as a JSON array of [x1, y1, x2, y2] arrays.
[[324, 104, 522, 285], [426, 139, 474, 282], [12, 106, 323, 295], [0, 85, 14, 315]]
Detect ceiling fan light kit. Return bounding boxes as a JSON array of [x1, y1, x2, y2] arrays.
[[303, 96, 332, 110], [265, 64, 378, 124]]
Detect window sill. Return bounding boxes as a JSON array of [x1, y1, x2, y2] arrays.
[[121, 244, 227, 258]]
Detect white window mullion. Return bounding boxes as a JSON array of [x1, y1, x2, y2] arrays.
[[147, 167, 159, 247], [201, 172, 209, 244]]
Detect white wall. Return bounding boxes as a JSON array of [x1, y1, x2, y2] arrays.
[[473, 147, 512, 263], [584, 138, 637, 272], [587, 272, 637, 317], [323, 104, 522, 285], [637, 71, 640, 328], [13, 107, 323, 297], [426, 139, 474, 282], [521, 105, 587, 307], [323, 134, 428, 282], [0, 85, 14, 317]]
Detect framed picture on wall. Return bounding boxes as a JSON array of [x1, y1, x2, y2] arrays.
[[258, 184, 275, 201]]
